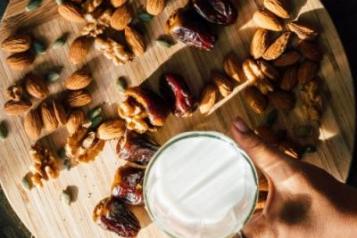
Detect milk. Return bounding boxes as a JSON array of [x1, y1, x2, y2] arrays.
[[144, 132, 258, 238]]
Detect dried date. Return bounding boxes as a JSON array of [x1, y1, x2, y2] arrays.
[[117, 131, 159, 166], [93, 196, 140, 237], [111, 166, 144, 205], [160, 73, 196, 117], [192, 0, 238, 25], [166, 8, 217, 51]]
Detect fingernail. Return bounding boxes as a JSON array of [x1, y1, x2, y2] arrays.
[[233, 117, 251, 133]]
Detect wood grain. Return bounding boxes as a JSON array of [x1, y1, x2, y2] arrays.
[[0, 0, 355, 238]]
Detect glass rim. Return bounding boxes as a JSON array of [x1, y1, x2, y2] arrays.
[[143, 131, 259, 238]]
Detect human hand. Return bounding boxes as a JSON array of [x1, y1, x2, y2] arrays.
[[231, 117, 357, 238]]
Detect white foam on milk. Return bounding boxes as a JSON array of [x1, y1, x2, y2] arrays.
[[145, 133, 258, 238]]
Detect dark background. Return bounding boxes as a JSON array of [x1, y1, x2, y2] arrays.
[[0, 0, 356, 237]]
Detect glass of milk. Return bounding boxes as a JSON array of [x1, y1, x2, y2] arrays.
[[144, 131, 259, 238]]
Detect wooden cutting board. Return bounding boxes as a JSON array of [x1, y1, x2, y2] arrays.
[[0, 0, 355, 237]]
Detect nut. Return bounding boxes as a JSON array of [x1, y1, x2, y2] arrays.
[[66, 110, 86, 134], [263, 32, 292, 61], [110, 4, 133, 31], [25, 73, 49, 99], [69, 36, 92, 65], [253, 10, 283, 31], [257, 60, 279, 81], [146, 0, 166, 16], [297, 40, 323, 62], [94, 37, 133, 65], [67, 90, 92, 108], [287, 22, 318, 40], [124, 26, 145, 56], [65, 68, 92, 90], [6, 52, 35, 70], [212, 71, 234, 97], [24, 109, 43, 140], [297, 61, 319, 84], [250, 28, 270, 59], [82, 0, 103, 13], [1, 34, 32, 53], [280, 66, 298, 91], [4, 100, 32, 116], [53, 100, 68, 126], [199, 84, 218, 114], [97, 119, 126, 140], [244, 87, 268, 114], [41, 102, 59, 132], [7, 85, 24, 101], [223, 52, 245, 83], [58, 2, 85, 23], [273, 50, 301, 67], [242, 58, 264, 83], [263, 0, 290, 19], [268, 90, 295, 110], [111, 0, 127, 7]]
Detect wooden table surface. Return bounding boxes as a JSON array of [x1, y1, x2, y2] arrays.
[[0, 0, 356, 237]]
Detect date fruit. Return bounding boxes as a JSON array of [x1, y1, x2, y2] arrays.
[[166, 8, 217, 51], [192, 0, 238, 25], [93, 196, 140, 237], [111, 166, 144, 205], [160, 73, 196, 117], [117, 131, 159, 166]]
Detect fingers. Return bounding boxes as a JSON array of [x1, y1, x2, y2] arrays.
[[231, 117, 296, 180]]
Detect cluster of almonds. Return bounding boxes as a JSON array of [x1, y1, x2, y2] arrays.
[[0, 33, 44, 71], [58, 0, 167, 65]]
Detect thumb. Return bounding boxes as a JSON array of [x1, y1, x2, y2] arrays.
[[231, 117, 295, 181]]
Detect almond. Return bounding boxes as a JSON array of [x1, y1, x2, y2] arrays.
[[65, 68, 92, 90], [297, 41, 323, 62], [199, 84, 218, 114], [253, 10, 283, 32], [146, 0, 166, 16], [251, 29, 270, 59], [297, 61, 319, 84], [124, 26, 145, 56], [263, 32, 292, 61], [257, 60, 279, 81], [280, 66, 298, 91], [110, 4, 133, 31], [244, 87, 268, 114], [67, 90, 92, 107], [24, 108, 43, 140], [274, 50, 301, 67], [58, 2, 84, 23], [40, 102, 58, 132], [69, 36, 92, 65], [53, 100, 68, 126], [66, 110, 86, 134], [4, 100, 32, 116], [111, 0, 127, 7], [268, 90, 295, 111], [242, 59, 265, 83], [223, 52, 245, 83], [287, 22, 318, 40], [25, 73, 49, 99], [263, 0, 290, 19], [6, 52, 34, 70], [211, 71, 234, 97], [97, 119, 126, 140], [1, 34, 32, 53]]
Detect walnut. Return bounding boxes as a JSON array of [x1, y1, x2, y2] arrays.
[[118, 87, 169, 134], [65, 126, 105, 164], [94, 37, 133, 65], [300, 78, 323, 122], [82, 9, 113, 37], [28, 143, 60, 187]]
